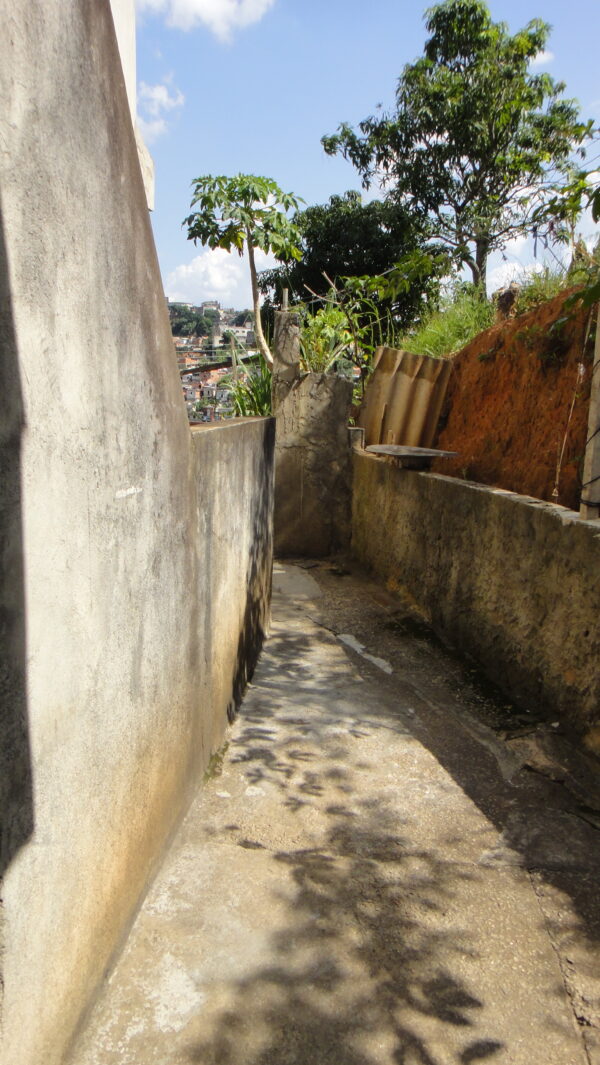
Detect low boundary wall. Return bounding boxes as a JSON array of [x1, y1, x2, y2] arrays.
[[352, 451, 600, 745]]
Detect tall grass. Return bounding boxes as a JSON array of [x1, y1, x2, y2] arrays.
[[401, 287, 495, 359], [512, 264, 569, 315]]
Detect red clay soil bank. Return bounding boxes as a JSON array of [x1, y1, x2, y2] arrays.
[[433, 289, 595, 511]]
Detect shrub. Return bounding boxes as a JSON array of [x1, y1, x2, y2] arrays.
[[299, 305, 353, 373], [230, 355, 272, 417]]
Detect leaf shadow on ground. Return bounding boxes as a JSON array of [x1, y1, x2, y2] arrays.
[[185, 620, 508, 1065]]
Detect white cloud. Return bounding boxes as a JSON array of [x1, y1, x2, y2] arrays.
[[139, 80, 184, 115], [166, 246, 276, 306], [486, 259, 540, 294], [137, 116, 168, 143], [485, 231, 544, 294], [136, 0, 277, 41], [529, 49, 554, 68], [136, 78, 184, 143], [503, 233, 529, 258]]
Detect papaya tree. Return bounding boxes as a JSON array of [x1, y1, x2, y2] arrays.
[[183, 174, 302, 366]]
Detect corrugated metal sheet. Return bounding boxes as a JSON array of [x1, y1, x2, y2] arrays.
[[358, 347, 452, 447]]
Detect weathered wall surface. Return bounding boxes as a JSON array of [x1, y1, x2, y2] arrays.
[[271, 310, 353, 558], [352, 452, 600, 745], [0, 5, 273, 1065], [274, 373, 353, 557]]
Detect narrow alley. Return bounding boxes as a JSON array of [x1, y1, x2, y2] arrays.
[[70, 562, 600, 1065]]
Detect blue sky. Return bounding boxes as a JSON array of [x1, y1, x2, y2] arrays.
[[136, 0, 600, 308]]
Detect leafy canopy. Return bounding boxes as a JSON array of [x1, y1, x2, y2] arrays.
[[259, 191, 420, 301], [323, 0, 593, 286], [184, 174, 303, 366], [259, 191, 445, 341], [169, 304, 217, 338], [183, 174, 302, 262]]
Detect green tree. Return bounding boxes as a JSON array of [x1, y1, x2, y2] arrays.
[[220, 329, 237, 349], [258, 192, 421, 303], [168, 305, 217, 338], [323, 0, 592, 288], [533, 167, 600, 307], [183, 175, 302, 365], [259, 191, 444, 341]]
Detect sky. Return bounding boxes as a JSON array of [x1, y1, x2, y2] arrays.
[[135, 0, 600, 308]]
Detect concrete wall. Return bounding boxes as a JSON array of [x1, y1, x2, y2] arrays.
[[272, 311, 353, 558], [109, 0, 155, 208], [352, 452, 600, 746], [109, 0, 136, 120], [274, 374, 353, 557], [0, 5, 273, 1065]]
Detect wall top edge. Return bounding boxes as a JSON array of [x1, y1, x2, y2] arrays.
[[189, 417, 275, 434], [353, 451, 599, 530]]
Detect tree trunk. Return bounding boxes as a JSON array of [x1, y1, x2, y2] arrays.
[[474, 238, 488, 292], [246, 231, 273, 368]]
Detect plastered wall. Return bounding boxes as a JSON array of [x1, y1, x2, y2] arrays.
[[352, 452, 600, 746], [0, 5, 273, 1064]]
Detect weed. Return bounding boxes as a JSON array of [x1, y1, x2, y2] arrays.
[[299, 304, 353, 373], [538, 318, 570, 370], [401, 286, 494, 359], [477, 338, 502, 363], [515, 324, 544, 350], [515, 317, 571, 369], [513, 265, 568, 315], [203, 742, 229, 782], [230, 354, 272, 416]]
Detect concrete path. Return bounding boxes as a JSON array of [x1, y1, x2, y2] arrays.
[[70, 562, 600, 1065]]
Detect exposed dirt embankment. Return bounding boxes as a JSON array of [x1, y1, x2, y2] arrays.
[[434, 290, 595, 510]]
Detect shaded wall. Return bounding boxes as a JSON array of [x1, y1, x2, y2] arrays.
[[0, 5, 273, 1065], [352, 452, 600, 746], [272, 311, 353, 558], [274, 374, 352, 557]]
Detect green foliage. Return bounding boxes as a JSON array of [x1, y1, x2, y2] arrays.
[[183, 175, 303, 365], [516, 318, 571, 370], [230, 355, 272, 417], [401, 285, 495, 358], [293, 249, 446, 380], [184, 174, 302, 261], [220, 329, 238, 349], [169, 304, 215, 337], [323, 0, 592, 288], [532, 168, 600, 309], [513, 265, 568, 315], [299, 306, 353, 373], [258, 191, 438, 331], [533, 167, 600, 242]]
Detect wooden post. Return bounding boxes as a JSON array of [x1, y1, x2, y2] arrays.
[[580, 314, 600, 520]]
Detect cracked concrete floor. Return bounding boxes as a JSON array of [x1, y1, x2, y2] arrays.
[[69, 562, 600, 1065]]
